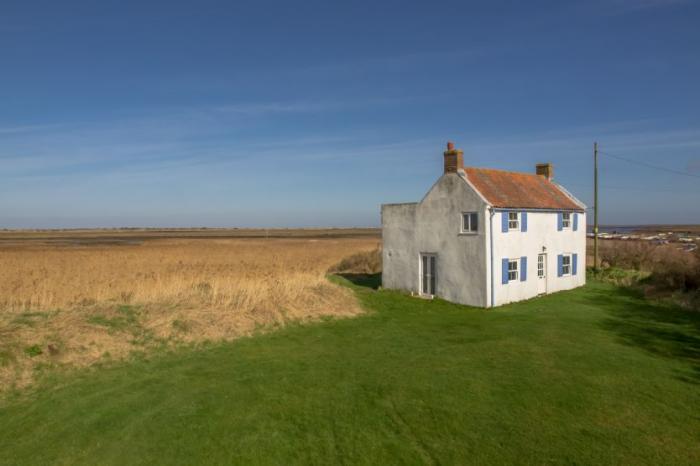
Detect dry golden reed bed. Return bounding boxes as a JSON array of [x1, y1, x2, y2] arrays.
[[0, 234, 380, 391]]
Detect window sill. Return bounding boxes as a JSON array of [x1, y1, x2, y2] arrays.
[[458, 232, 479, 236]]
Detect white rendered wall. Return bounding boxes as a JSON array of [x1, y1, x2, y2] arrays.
[[381, 202, 418, 292], [489, 211, 587, 306]]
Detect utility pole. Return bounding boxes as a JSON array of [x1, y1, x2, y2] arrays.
[[594, 141, 599, 271]]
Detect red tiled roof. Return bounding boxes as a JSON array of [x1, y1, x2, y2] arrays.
[[464, 167, 583, 210]]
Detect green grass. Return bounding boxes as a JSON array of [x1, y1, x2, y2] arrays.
[[86, 305, 141, 332], [85, 305, 158, 347], [1, 278, 699, 465], [22, 344, 43, 358]]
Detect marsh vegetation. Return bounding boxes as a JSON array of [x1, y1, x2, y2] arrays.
[[0, 230, 379, 390]]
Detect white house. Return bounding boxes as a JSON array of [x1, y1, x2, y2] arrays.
[[381, 142, 586, 307]]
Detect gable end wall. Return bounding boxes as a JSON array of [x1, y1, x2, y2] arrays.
[[382, 173, 489, 307]]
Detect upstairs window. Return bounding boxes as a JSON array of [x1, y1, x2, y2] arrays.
[[462, 212, 478, 233], [562, 212, 571, 229], [508, 212, 519, 230], [562, 254, 572, 276], [508, 259, 519, 281]]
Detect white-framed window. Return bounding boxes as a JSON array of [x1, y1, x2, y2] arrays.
[[562, 212, 571, 229], [537, 254, 545, 278], [461, 212, 478, 233], [508, 212, 519, 230], [508, 259, 519, 281], [562, 254, 572, 276]]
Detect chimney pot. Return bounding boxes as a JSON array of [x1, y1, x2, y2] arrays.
[[443, 141, 464, 174], [536, 163, 553, 180]]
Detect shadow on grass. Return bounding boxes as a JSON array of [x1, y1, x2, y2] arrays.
[[336, 273, 382, 290], [589, 285, 700, 384]]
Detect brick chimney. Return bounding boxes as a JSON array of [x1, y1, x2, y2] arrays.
[[443, 141, 464, 174], [536, 163, 553, 180]]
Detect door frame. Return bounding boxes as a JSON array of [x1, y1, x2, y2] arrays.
[[419, 253, 437, 297]]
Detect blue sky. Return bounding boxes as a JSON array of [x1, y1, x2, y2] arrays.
[[1, 0, 699, 228]]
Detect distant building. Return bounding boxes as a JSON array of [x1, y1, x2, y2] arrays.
[[381, 142, 586, 307]]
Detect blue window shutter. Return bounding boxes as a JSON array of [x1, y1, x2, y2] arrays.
[[557, 254, 563, 277], [573, 213, 578, 231], [521, 211, 528, 232], [557, 212, 563, 231], [501, 212, 509, 233], [502, 258, 509, 284], [572, 253, 578, 275], [520, 256, 527, 281]]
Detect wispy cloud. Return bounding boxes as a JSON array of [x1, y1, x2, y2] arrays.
[[466, 122, 700, 155], [0, 25, 28, 33], [212, 96, 409, 116], [213, 101, 333, 115], [0, 124, 63, 135], [611, 0, 690, 11], [291, 49, 485, 78], [569, 0, 691, 17], [0, 96, 426, 179]]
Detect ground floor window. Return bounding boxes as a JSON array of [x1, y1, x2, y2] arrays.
[[537, 254, 544, 278], [562, 254, 572, 276], [508, 259, 519, 281]]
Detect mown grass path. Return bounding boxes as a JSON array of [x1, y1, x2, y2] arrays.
[[1, 278, 699, 465]]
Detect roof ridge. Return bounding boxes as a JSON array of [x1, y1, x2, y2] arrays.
[[465, 166, 541, 177]]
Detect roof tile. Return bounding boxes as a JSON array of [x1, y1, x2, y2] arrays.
[[464, 167, 583, 210]]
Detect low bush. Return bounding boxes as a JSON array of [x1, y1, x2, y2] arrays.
[[645, 247, 699, 289], [595, 240, 700, 310], [644, 247, 700, 309], [590, 267, 648, 287], [329, 247, 382, 274], [599, 240, 657, 270]]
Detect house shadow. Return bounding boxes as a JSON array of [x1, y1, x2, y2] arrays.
[[587, 286, 700, 384], [337, 273, 382, 290]]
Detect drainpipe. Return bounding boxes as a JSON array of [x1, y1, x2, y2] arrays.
[[489, 207, 495, 308]]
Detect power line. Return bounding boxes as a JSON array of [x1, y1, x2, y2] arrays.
[[599, 149, 700, 179]]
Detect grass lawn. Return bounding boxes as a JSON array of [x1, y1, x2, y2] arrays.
[[1, 277, 699, 465]]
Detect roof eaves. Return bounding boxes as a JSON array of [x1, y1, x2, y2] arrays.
[[490, 206, 584, 212], [552, 182, 587, 210]]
